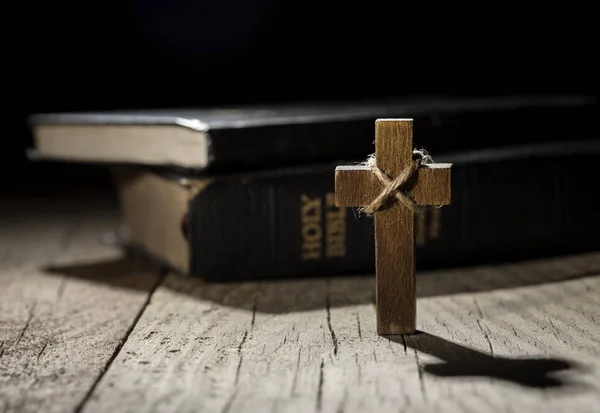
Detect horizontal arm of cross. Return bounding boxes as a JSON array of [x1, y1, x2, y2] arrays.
[[335, 163, 452, 208]]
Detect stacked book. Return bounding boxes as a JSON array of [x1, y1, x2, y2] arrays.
[[28, 95, 600, 281]]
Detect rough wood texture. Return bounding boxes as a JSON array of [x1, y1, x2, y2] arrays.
[[3, 190, 600, 413], [334, 119, 452, 335], [335, 164, 451, 206], [0, 194, 162, 413], [82, 253, 600, 413]]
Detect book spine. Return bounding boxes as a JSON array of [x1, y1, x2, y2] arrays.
[[188, 165, 375, 281], [188, 151, 600, 281]]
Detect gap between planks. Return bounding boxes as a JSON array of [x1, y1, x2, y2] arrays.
[[0, 194, 163, 413], [78, 252, 600, 413], [73, 270, 167, 413]]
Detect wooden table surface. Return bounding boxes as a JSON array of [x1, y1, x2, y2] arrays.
[[1, 191, 599, 413]]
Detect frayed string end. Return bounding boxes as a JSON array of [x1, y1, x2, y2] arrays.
[[355, 148, 436, 217]]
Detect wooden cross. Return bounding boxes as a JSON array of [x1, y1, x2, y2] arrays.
[[335, 119, 452, 335]]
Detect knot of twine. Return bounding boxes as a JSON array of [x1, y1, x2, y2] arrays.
[[359, 149, 433, 215]]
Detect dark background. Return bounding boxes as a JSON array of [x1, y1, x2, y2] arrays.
[[10, 0, 597, 194]]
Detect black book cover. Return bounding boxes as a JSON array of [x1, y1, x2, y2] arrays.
[[179, 139, 600, 281], [29, 95, 597, 173]]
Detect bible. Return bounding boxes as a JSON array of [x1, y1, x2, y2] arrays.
[[112, 138, 600, 281], [28, 95, 596, 173]]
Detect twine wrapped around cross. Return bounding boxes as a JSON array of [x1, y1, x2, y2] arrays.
[[359, 149, 433, 215], [334, 119, 452, 335]]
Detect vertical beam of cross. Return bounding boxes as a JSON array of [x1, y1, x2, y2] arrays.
[[334, 119, 452, 335], [373, 120, 416, 335]]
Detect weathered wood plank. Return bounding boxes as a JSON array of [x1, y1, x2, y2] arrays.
[[83, 252, 600, 413], [323, 252, 600, 413], [0, 195, 161, 413], [0, 191, 120, 267], [81, 276, 334, 413]]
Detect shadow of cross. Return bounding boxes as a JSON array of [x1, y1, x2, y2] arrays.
[[335, 119, 452, 335], [387, 332, 575, 389]]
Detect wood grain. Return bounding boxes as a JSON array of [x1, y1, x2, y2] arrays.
[[324, 256, 600, 413], [80, 276, 334, 413], [334, 119, 452, 335], [82, 253, 600, 413], [4, 185, 600, 413], [373, 120, 416, 335], [335, 164, 451, 207], [0, 195, 161, 413]]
